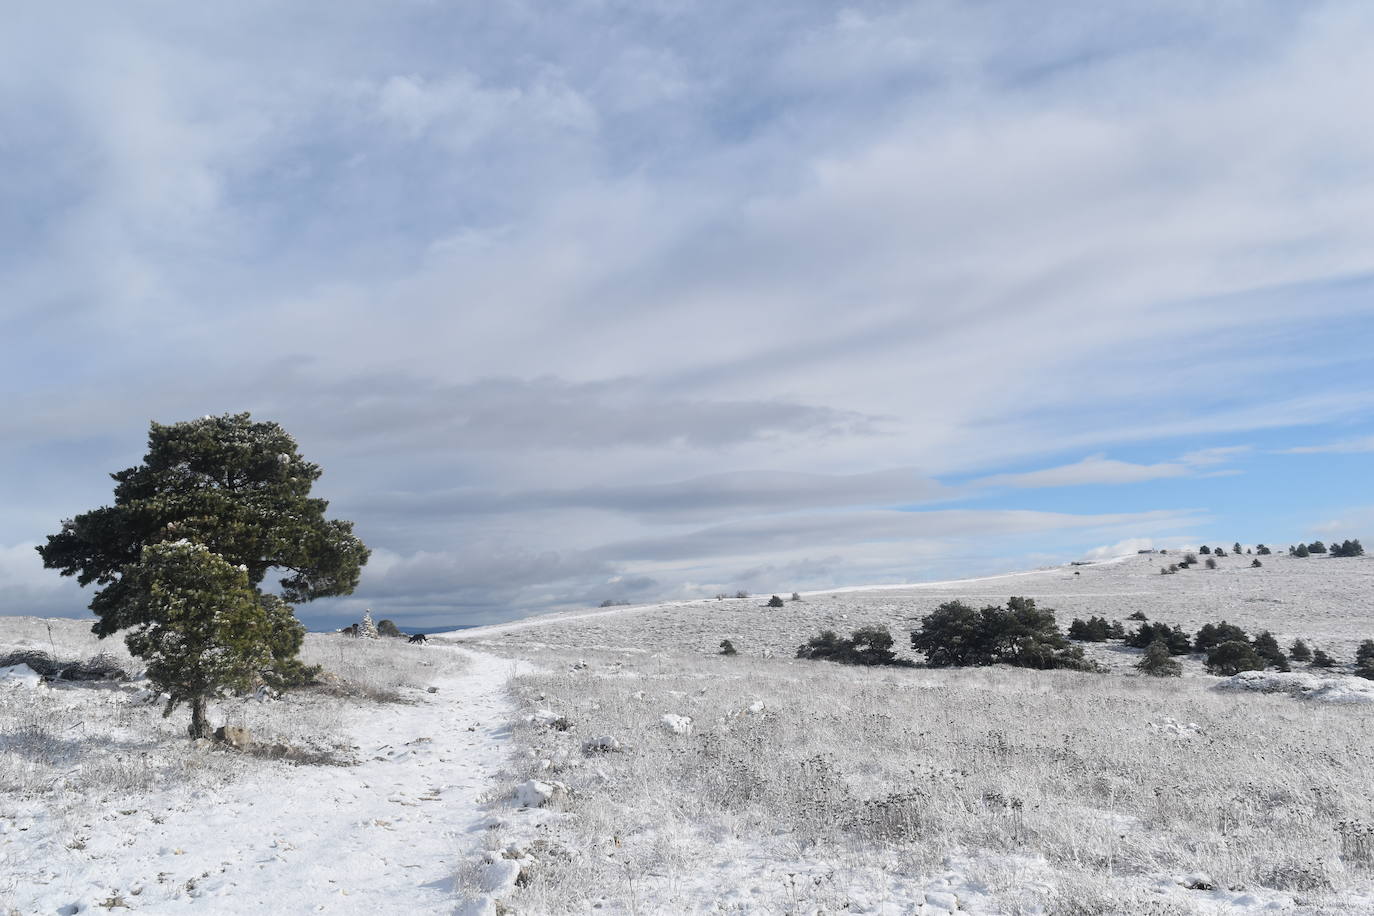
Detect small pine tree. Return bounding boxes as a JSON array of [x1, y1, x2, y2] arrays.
[[1331, 539, 1365, 557], [1137, 640, 1182, 677], [1289, 639, 1312, 662], [1251, 558, 1262, 567], [719, 639, 737, 656], [1256, 544, 1271, 555], [1194, 621, 1248, 653], [1251, 631, 1289, 670], [1199, 545, 1211, 555], [1356, 641, 1374, 680], [359, 609, 379, 639], [122, 542, 275, 738], [377, 618, 402, 638], [1106, 620, 1127, 640], [766, 595, 785, 608], [1309, 540, 1327, 554], [1293, 544, 1310, 558], [1206, 640, 1265, 676], [1214, 548, 1226, 557], [1310, 648, 1338, 668], [1233, 542, 1242, 555]]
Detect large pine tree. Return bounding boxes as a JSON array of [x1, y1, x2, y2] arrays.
[[38, 413, 370, 737]]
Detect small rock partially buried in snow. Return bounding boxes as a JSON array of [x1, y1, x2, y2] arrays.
[[479, 854, 522, 895], [582, 735, 621, 754], [660, 714, 693, 736], [513, 778, 566, 808]]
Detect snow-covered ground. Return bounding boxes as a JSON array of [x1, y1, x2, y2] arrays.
[[0, 624, 520, 915], [4, 552, 1374, 914]]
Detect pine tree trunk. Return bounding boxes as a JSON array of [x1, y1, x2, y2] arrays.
[[189, 695, 210, 739]]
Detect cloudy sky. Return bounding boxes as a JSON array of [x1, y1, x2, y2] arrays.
[[3, 1, 1373, 629]]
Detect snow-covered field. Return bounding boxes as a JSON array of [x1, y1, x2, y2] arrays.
[[0, 620, 514, 914], [4, 552, 1374, 914]]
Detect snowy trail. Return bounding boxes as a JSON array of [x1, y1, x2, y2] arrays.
[[14, 648, 521, 915]]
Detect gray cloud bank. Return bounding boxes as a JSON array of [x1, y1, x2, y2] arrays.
[[4, 2, 1374, 626]]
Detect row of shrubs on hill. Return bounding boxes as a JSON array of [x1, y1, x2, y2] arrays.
[[779, 597, 1374, 681], [1287, 539, 1364, 557], [1163, 539, 1364, 558]]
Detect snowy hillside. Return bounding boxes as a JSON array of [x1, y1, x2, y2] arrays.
[[4, 553, 1374, 914]]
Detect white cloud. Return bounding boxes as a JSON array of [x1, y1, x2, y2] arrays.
[[1281, 436, 1374, 454]]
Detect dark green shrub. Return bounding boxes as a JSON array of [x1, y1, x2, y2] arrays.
[[1251, 558, 1262, 568], [1256, 544, 1271, 555], [1309, 541, 1327, 554], [1128, 611, 1148, 621], [1289, 639, 1312, 662], [799, 626, 908, 666], [1233, 542, 1242, 555], [1357, 641, 1374, 680], [1068, 616, 1112, 642], [719, 639, 737, 656], [1199, 545, 1211, 555], [1293, 544, 1310, 558], [910, 597, 1093, 671], [1127, 622, 1190, 655], [1194, 621, 1248, 653], [1206, 640, 1265, 676], [766, 595, 785, 608], [1137, 640, 1182, 677], [1251, 631, 1289, 671], [1106, 620, 1127, 640], [1331, 539, 1365, 557], [1311, 648, 1338, 668], [377, 618, 402, 638]]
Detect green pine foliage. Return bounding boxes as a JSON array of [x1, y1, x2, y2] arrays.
[[1251, 631, 1290, 671], [767, 595, 785, 608], [1136, 640, 1182, 677], [1293, 543, 1310, 557], [377, 618, 403, 638], [1289, 639, 1312, 663], [122, 542, 275, 738], [1126, 622, 1191, 655], [36, 414, 367, 734], [1199, 545, 1211, 555], [798, 626, 907, 666], [719, 639, 738, 656], [1256, 544, 1271, 555], [910, 597, 1094, 671], [1310, 648, 1338, 668], [1067, 616, 1112, 642], [1308, 541, 1327, 554], [1251, 558, 1262, 567], [1193, 621, 1248, 653], [1331, 539, 1365, 557], [1206, 640, 1265, 676], [1356, 641, 1374, 680]]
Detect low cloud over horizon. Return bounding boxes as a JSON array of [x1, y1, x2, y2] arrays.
[[4, 2, 1374, 628]]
